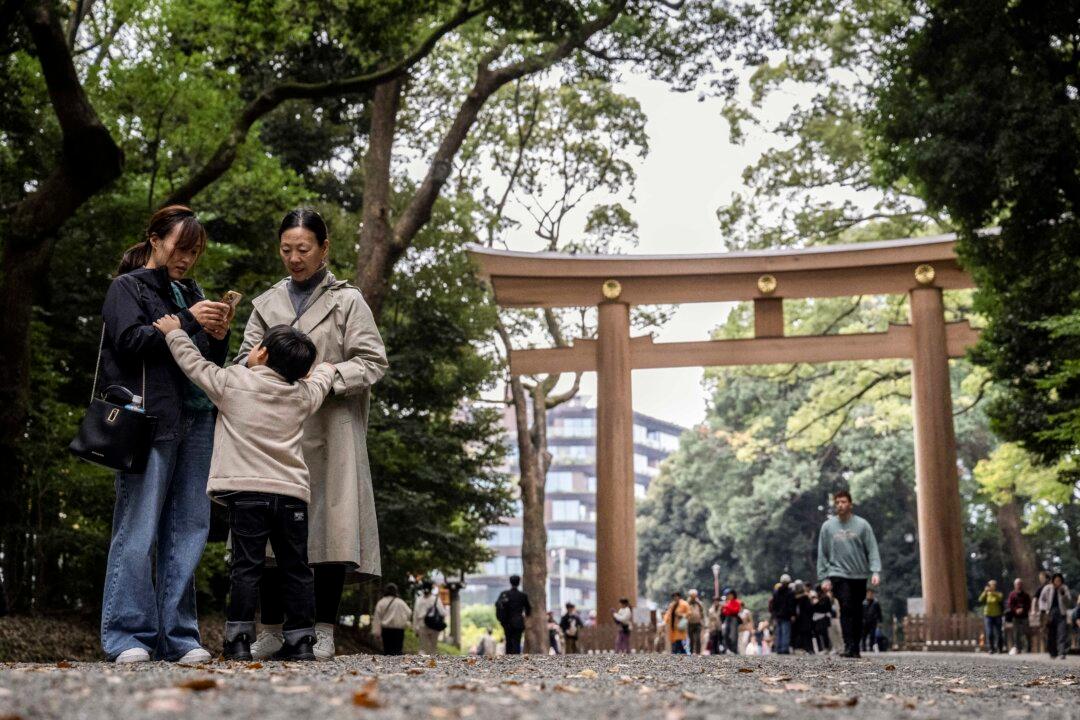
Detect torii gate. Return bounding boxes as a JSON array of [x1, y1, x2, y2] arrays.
[[468, 233, 978, 618]]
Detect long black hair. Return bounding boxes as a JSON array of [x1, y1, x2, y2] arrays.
[[278, 207, 328, 245], [117, 205, 206, 275]]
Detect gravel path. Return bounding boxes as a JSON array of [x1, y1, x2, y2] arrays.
[[1, 652, 1077, 719]]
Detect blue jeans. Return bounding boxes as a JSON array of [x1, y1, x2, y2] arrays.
[[774, 619, 792, 654], [984, 615, 1004, 652], [101, 411, 213, 660]]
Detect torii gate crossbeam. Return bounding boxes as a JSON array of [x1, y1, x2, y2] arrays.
[[469, 233, 977, 619]]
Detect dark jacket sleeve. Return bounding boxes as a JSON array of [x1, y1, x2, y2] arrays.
[[206, 331, 231, 366], [523, 593, 532, 617], [103, 276, 169, 360]]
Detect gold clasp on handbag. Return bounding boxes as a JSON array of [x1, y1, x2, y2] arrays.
[[107, 408, 120, 423]]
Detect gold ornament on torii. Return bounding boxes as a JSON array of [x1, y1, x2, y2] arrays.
[[601, 279, 623, 300], [915, 264, 936, 285], [757, 274, 778, 295]]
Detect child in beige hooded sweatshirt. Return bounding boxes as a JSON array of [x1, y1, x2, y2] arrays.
[[155, 315, 334, 662]]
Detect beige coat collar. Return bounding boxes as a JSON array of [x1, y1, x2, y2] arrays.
[[255, 271, 346, 334]]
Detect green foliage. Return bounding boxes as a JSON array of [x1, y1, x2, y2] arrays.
[[870, 0, 1080, 472]]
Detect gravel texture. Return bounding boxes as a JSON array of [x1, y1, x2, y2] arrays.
[[0, 651, 1077, 719]]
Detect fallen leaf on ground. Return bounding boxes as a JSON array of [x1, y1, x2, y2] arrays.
[[553, 684, 581, 694], [608, 665, 623, 673], [273, 685, 312, 694], [501, 679, 521, 686], [176, 678, 217, 692], [797, 695, 858, 708], [465, 658, 477, 665], [427, 658, 437, 668], [947, 688, 976, 695], [353, 678, 381, 708], [760, 676, 792, 685], [737, 667, 754, 673], [570, 669, 598, 679], [682, 691, 702, 701], [759, 706, 779, 717], [638, 685, 654, 695], [246, 662, 263, 670], [884, 664, 896, 671], [406, 668, 426, 676], [784, 683, 811, 692], [56, 661, 73, 669]]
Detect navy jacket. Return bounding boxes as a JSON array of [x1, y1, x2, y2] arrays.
[[772, 584, 797, 619], [99, 266, 229, 441]]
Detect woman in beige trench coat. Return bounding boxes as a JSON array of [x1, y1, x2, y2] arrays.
[[235, 209, 388, 660]]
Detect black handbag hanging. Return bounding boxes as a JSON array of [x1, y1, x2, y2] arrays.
[[68, 324, 158, 473]]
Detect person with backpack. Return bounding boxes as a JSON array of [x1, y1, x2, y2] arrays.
[[412, 580, 446, 655], [495, 575, 531, 654], [663, 591, 691, 654], [686, 589, 706, 654], [559, 603, 584, 654]]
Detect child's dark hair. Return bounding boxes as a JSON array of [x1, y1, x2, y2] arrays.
[[261, 325, 317, 383]]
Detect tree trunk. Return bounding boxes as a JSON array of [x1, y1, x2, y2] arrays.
[[518, 385, 552, 653], [995, 498, 1038, 588], [356, 77, 403, 320], [0, 239, 53, 612]]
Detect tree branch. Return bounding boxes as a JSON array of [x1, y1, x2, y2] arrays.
[[162, 2, 484, 207]]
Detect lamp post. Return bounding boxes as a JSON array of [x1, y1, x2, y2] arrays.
[[712, 564, 721, 600]]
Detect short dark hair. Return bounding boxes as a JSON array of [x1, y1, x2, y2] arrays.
[[565, 602, 575, 609], [384, 583, 398, 597], [619, 598, 630, 605], [509, 575, 521, 587], [834, 489, 853, 503], [1052, 572, 1064, 583], [261, 325, 317, 383]]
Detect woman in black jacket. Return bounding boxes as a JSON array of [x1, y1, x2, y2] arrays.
[[99, 206, 231, 664]]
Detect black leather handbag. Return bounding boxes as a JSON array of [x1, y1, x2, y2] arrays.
[[69, 325, 158, 473]]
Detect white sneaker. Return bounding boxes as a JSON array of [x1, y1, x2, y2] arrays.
[[250, 628, 284, 660], [177, 647, 211, 665], [115, 648, 150, 664], [313, 623, 335, 660], [1009, 647, 1018, 655]]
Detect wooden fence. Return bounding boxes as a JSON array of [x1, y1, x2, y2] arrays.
[[896, 614, 1056, 653]]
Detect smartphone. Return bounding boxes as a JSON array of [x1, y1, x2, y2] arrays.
[[220, 290, 243, 322]]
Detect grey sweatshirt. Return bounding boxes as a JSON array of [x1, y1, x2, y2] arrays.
[[816, 514, 882, 580]]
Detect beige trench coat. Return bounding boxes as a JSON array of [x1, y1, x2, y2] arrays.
[[235, 271, 388, 578]]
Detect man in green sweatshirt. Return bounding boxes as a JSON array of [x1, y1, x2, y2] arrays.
[[817, 490, 882, 658]]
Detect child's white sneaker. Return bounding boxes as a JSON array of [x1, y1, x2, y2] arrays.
[[177, 647, 211, 665], [115, 648, 150, 663], [250, 626, 284, 660], [313, 623, 335, 660]]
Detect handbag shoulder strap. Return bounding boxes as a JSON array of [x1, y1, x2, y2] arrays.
[[90, 323, 106, 403]]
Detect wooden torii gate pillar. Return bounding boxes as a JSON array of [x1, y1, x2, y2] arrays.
[[469, 234, 977, 618]]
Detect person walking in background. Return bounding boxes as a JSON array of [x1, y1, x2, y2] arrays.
[[1032, 569, 1050, 651], [1039, 573, 1073, 659], [861, 588, 883, 652], [737, 604, 755, 655], [663, 591, 691, 654], [771, 575, 796, 654], [1006, 578, 1033, 654], [559, 603, 584, 654], [371, 583, 411, 656], [686, 589, 706, 654], [792, 581, 816, 654], [707, 595, 724, 654], [816, 489, 882, 658], [495, 575, 531, 655], [546, 612, 562, 654], [412, 580, 446, 656], [811, 584, 835, 654], [613, 598, 633, 654], [721, 588, 743, 654], [475, 627, 497, 657], [978, 579, 1005, 654]]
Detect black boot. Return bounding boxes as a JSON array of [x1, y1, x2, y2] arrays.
[[273, 634, 316, 661], [224, 633, 253, 661]]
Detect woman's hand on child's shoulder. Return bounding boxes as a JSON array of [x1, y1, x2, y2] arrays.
[[153, 314, 183, 335]]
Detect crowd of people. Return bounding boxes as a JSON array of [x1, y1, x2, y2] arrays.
[[977, 572, 1079, 658]]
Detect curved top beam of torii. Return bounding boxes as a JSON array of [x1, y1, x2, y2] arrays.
[[467, 232, 984, 376], [466, 232, 978, 308]]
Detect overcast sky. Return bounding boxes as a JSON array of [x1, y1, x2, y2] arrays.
[[492, 72, 813, 430]]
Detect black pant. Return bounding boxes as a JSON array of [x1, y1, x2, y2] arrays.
[[503, 624, 523, 654], [261, 562, 346, 626], [862, 623, 878, 651], [830, 576, 866, 653], [381, 628, 405, 655], [226, 493, 314, 634]]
